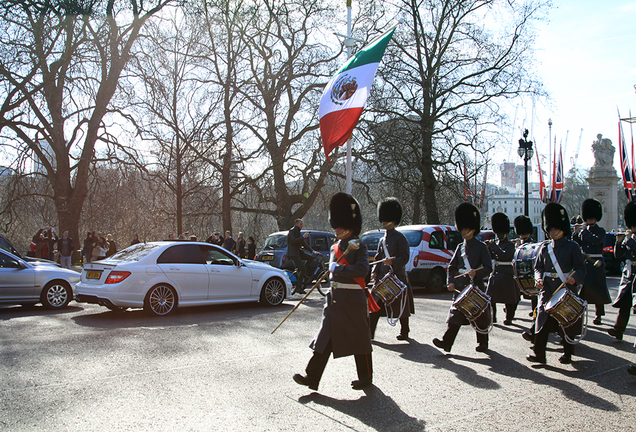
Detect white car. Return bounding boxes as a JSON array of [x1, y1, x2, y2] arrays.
[[75, 241, 293, 316], [0, 249, 80, 309]]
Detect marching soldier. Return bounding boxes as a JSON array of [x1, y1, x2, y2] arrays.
[[293, 193, 373, 391], [527, 203, 585, 365], [486, 213, 519, 325], [433, 203, 493, 353], [573, 198, 611, 325], [608, 200, 636, 341], [514, 215, 539, 342], [369, 197, 415, 341]]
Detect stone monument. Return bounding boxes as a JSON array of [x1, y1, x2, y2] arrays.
[[587, 133, 620, 231]]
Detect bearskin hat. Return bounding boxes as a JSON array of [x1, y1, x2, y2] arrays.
[[624, 200, 636, 228], [491, 212, 510, 235], [329, 192, 362, 236], [455, 202, 480, 234], [514, 215, 533, 236], [542, 202, 571, 237], [582, 198, 602, 222], [377, 197, 402, 225]]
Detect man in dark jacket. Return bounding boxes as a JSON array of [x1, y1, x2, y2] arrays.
[[528, 203, 586, 365], [573, 198, 611, 325], [58, 230, 74, 269], [370, 197, 414, 340], [293, 193, 372, 391], [433, 203, 493, 353], [287, 219, 314, 294], [486, 213, 519, 325]]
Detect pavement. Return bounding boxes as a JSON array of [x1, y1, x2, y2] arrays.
[[0, 276, 635, 431]]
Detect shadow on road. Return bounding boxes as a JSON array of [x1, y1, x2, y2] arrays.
[[298, 385, 426, 432]]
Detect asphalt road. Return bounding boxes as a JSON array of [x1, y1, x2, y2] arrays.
[[1, 277, 635, 431]]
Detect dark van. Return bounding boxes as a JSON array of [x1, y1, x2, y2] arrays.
[[255, 230, 336, 270]]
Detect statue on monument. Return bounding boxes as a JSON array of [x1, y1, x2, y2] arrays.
[[591, 133, 615, 169]]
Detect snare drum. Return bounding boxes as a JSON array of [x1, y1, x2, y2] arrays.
[[372, 272, 406, 305], [453, 285, 491, 321], [545, 288, 587, 328], [513, 242, 541, 296]]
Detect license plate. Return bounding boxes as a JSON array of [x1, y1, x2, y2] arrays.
[[86, 271, 102, 280], [262, 255, 274, 261]]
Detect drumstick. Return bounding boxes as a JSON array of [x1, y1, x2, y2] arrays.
[[369, 257, 396, 266], [271, 239, 360, 334], [454, 266, 484, 279]]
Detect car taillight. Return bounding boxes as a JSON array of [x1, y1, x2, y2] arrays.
[[413, 255, 419, 267], [105, 271, 131, 284], [282, 255, 286, 264]]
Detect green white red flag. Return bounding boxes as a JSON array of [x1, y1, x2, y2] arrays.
[[319, 27, 397, 162]]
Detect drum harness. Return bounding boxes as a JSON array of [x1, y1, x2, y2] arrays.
[[459, 244, 493, 335], [545, 242, 588, 344], [377, 237, 408, 327]]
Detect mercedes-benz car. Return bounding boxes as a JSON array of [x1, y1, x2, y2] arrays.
[[0, 249, 80, 309], [75, 241, 293, 316]]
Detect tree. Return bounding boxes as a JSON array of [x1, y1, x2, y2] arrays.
[[0, 0, 173, 244], [367, 0, 547, 223]]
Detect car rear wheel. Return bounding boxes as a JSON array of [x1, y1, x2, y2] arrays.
[[261, 278, 286, 306], [144, 284, 177, 316], [41, 281, 72, 309], [427, 269, 446, 293]]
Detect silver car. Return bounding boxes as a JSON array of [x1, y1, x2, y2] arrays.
[[0, 249, 80, 309]]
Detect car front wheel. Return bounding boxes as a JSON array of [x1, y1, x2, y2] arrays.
[[261, 278, 286, 306], [427, 269, 446, 293], [144, 284, 177, 316], [41, 281, 72, 309]]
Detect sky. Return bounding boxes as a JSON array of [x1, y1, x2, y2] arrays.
[[496, 0, 636, 185]]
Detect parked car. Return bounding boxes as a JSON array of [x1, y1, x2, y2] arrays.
[[394, 225, 462, 292], [0, 249, 80, 309], [603, 232, 625, 275], [255, 230, 336, 270], [75, 241, 292, 316], [0, 234, 60, 266]]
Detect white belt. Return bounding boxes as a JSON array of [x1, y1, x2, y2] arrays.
[[331, 282, 361, 289], [494, 261, 513, 266], [544, 272, 561, 279]]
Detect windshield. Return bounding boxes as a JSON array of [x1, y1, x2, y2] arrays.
[[400, 230, 424, 247], [263, 234, 287, 249], [103, 243, 164, 263]]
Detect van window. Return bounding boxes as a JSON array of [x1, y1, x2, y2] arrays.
[[400, 230, 424, 247], [446, 231, 462, 252], [429, 231, 444, 249], [311, 235, 330, 252]]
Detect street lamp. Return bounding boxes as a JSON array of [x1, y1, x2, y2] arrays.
[[517, 129, 534, 217]]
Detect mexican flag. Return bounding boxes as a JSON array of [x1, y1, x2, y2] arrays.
[[319, 27, 397, 162]]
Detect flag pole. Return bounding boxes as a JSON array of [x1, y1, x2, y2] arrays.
[[345, 0, 353, 194]]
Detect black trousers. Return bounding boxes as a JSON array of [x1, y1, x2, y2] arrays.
[[492, 303, 517, 322], [442, 323, 488, 348], [369, 313, 409, 338], [305, 339, 372, 384], [291, 255, 307, 292], [613, 303, 633, 334], [533, 316, 574, 358]]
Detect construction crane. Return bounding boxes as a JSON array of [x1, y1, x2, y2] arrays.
[[570, 128, 583, 171]]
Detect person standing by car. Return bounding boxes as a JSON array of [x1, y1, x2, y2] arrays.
[[247, 236, 257, 260], [486, 213, 519, 325], [287, 218, 315, 295], [235, 232, 246, 258], [369, 197, 414, 341], [608, 200, 636, 341], [83, 231, 94, 265], [106, 234, 117, 258], [131, 233, 141, 245], [573, 198, 611, 325], [58, 230, 74, 269], [223, 231, 236, 252], [293, 193, 372, 391]]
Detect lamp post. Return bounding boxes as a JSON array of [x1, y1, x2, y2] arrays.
[[517, 129, 534, 217]]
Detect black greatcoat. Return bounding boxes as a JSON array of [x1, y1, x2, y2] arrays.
[[446, 237, 492, 327], [309, 238, 372, 359], [613, 236, 636, 308], [573, 224, 611, 304], [533, 237, 586, 336], [372, 228, 415, 317], [486, 238, 519, 304]]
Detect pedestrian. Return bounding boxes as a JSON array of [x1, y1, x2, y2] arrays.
[[131, 233, 141, 245], [235, 232, 246, 258], [527, 203, 585, 365], [58, 230, 74, 269], [608, 200, 636, 341], [223, 230, 236, 252], [247, 236, 257, 260], [92, 235, 108, 261], [433, 203, 493, 354], [369, 197, 414, 341], [82, 231, 94, 265], [46, 227, 58, 261], [573, 198, 611, 325], [293, 192, 372, 392], [486, 213, 519, 325], [106, 234, 117, 257]]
